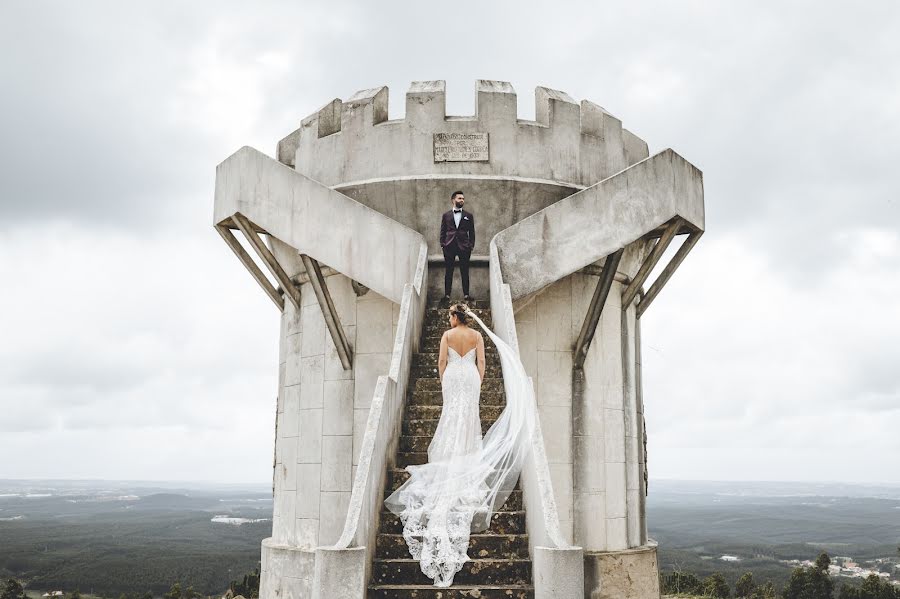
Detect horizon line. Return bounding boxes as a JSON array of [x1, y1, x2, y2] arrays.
[[2, 477, 899, 487]]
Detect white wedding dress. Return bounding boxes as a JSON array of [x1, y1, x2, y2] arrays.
[[385, 312, 536, 588]]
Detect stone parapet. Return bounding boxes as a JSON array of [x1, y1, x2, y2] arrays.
[[583, 543, 661, 599], [277, 80, 648, 189]]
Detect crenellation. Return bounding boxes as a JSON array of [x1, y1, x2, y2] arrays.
[[277, 127, 302, 166], [622, 128, 650, 166], [535, 86, 579, 128], [316, 98, 342, 138], [405, 80, 446, 126], [342, 86, 388, 130], [476, 79, 517, 123], [287, 80, 647, 187]]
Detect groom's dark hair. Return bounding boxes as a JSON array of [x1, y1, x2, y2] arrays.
[[451, 191, 464, 200]]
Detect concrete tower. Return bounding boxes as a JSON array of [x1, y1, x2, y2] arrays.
[[213, 80, 705, 598]]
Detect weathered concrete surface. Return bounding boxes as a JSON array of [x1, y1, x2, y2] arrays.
[[214, 146, 426, 304], [493, 149, 704, 300], [336, 177, 580, 257], [332, 252, 427, 596], [534, 546, 584, 599], [219, 79, 705, 599], [488, 246, 584, 595], [512, 259, 649, 552], [584, 544, 661, 599], [260, 537, 315, 598], [425, 256, 490, 300], [283, 80, 638, 190], [312, 546, 366, 599]]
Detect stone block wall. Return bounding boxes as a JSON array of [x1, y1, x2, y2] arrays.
[[273, 80, 652, 259], [264, 273, 396, 594], [513, 242, 650, 553], [281, 81, 647, 189]]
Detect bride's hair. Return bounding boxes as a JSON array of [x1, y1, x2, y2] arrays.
[[449, 303, 470, 325]]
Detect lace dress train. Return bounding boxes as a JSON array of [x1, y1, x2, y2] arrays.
[[384, 310, 536, 588], [384, 346, 486, 587]]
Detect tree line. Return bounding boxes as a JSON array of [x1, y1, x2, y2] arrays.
[[1, 566, 260, 599], [660, 553, 900, 598]]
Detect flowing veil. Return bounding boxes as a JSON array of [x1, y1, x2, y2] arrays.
[[384, 308, 536, 583]]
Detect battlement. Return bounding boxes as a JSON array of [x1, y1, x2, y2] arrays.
[[277, 80, 649, 188]]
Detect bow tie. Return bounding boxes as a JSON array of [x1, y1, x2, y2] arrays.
[[453, 209, 462, 213]]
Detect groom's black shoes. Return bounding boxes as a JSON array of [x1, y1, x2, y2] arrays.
[[440, 295, 451, 307]]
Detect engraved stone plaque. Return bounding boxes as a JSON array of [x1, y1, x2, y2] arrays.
[[433, 132, 490, 162]]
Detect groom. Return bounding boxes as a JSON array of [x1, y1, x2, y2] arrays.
[[440, 191, 475, 303]]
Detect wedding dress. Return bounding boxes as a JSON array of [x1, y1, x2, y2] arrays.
[[384, 311, 535, 587]]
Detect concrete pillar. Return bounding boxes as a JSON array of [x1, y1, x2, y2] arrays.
[[261, 273, 394, 598], [572, 261, 660, 598]]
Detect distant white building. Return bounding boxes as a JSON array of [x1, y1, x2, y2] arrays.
[[42, 592, 64, 597]]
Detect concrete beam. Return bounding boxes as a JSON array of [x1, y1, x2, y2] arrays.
[[215, 223, 284, 311], [637, 230, 703, 318], [214, 146, 426, 304], [232, 212, 302, 310], [300, 254, 353, 370], [492, 149, 704, 300], [573, 248, 623, 370], [621, 217, 683, 308]]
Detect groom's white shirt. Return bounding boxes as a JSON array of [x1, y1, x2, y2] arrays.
[[453, 209, 462, 227]]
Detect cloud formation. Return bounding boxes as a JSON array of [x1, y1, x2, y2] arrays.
[[0, 0, 897, 483]]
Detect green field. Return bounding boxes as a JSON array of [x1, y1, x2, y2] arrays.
[[2, 479, 898, 596]]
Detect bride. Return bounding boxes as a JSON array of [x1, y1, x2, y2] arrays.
[[384, 303, 536, 587]]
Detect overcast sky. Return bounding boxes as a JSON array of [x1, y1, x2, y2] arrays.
[[1, 1, 897, 485]]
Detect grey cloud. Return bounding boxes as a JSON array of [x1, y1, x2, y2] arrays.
[[1, 0, 899, 482]]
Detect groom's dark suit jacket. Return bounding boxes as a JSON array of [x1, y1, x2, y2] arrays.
[[439, 210, 476, 253]]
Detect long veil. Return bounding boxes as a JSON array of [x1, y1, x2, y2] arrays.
[[384, 309, 536, 578]]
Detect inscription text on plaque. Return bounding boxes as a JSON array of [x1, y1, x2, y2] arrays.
[[433, 132, 490, 162]]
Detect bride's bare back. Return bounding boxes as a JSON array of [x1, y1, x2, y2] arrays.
[[438, 306, 486, 382]]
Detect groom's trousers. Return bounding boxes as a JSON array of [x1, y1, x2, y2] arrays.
[[442, 245, 471, 297]]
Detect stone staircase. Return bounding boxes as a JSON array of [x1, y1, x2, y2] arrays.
[[368, 301, 534, 599]]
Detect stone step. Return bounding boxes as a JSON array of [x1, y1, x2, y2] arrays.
[[387, 468, 519, 491], [412, 363, 503, 380], [424, 311, 492, 323], [426, 303, 491, 312], [404, 404, 504, 422], [379, 510, 526, 535], [402, 418, 494, 437], [384, 486, 524, 511], [368, 584, 533, 599], [413, 352, 501, 368], [415, 378, 504, 393], [371, 558, 531, 586], [398, 438, 510, 464], [407, 389, 505, 407], [375, 533, 530, 560], [427, 298, 491, 309]]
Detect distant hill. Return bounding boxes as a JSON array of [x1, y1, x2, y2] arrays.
[[1, 479, 896, 595], [133, 493, 219, 510]]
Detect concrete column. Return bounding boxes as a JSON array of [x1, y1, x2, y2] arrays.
[[572, 273, 606, 552], [262, 274, 372, 598], [636, 317, 648, 545], [261, 298, 316, 597], [318, 275, 357, 546], [534, 276, 575, 543], [575, 276, 628, 552], [622, 303, 642, 548]]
